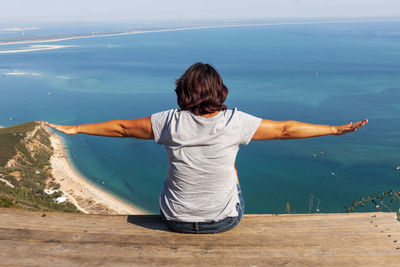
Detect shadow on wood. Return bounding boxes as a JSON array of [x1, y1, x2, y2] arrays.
[[126, 214, 171, 232]]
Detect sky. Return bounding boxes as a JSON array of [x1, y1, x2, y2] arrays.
[[1, 0, 400, 24]]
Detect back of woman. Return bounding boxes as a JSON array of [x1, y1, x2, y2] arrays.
[[152, 108, 261, 222]]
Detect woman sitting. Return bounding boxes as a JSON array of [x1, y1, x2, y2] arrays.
[[46, 62, 368, 234]]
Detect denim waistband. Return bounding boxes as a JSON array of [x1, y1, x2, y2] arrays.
[[160, 184, 244, 234]]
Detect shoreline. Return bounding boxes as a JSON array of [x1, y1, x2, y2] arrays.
[[47, 127, 147, 215], [1, 18, 400, 47]]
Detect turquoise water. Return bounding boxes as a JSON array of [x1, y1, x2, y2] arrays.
[[1, 22, 399, 213]]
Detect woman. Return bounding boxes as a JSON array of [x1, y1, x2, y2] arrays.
[[46, 62, 368, 234]]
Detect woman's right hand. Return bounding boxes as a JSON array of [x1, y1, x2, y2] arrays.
[[45, 122, 79, 135]]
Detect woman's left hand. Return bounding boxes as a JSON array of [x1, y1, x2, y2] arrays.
[[333, 119, 368, 135]]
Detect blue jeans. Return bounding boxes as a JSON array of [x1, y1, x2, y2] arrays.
[[160, 184, 244, 234]]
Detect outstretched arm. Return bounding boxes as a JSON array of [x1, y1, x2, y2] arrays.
[[252, 119, 368, 140], [45, 117, 154, 139]]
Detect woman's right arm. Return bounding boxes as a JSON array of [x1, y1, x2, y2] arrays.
[[252, 119, 368, 140], [46, 117, 154, 139]]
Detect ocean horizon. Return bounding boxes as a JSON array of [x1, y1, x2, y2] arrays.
[[1, 21, 399, 214]]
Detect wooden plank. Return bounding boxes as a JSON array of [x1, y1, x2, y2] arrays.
[[1, 240, 400, 266], [1, 231, 399, 256], [1, 208, 400, 266]]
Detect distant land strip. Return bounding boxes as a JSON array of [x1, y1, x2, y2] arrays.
[[1, 18, 400, 46]]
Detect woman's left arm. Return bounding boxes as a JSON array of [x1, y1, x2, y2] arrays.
[[45, 117, 154, 139], [252, 119, 368, 140]]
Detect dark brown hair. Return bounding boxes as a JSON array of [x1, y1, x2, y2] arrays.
[[175, 62, 228, 115]]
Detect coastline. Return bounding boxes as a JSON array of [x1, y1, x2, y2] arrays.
[[1, 18, 400, 47], [47, 127, 147, 215]]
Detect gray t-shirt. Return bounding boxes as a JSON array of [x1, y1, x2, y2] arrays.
[[151, 108, 262, 222]]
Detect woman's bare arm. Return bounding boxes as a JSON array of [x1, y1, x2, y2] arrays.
[[45, 117, 154, 139], [252, 119, 368, 140]]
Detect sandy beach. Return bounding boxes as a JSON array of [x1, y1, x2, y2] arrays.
[[47, 126, 147, 215]]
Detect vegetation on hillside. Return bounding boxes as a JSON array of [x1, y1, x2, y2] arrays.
[[0, 121, 78, 212]]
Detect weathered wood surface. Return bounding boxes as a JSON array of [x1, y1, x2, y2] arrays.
[[1, 208, 400, 266]]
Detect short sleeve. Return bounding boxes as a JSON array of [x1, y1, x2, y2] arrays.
[[151, 109, 176, 144], [236, 110, 262, 145]]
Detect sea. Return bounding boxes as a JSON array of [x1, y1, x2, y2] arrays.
[[1, 21, 399, 214]]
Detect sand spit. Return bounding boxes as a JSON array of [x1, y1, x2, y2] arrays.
[[47, 128, 147, 215], [0, 44, 73, 54]]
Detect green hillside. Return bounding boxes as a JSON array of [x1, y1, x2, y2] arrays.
[[0, 121, 78, 212]]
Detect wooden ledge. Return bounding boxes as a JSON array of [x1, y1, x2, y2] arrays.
[[1, 208, 400, 266]]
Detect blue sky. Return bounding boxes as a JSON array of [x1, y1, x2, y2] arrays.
[[1, 0, 400, 24]]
